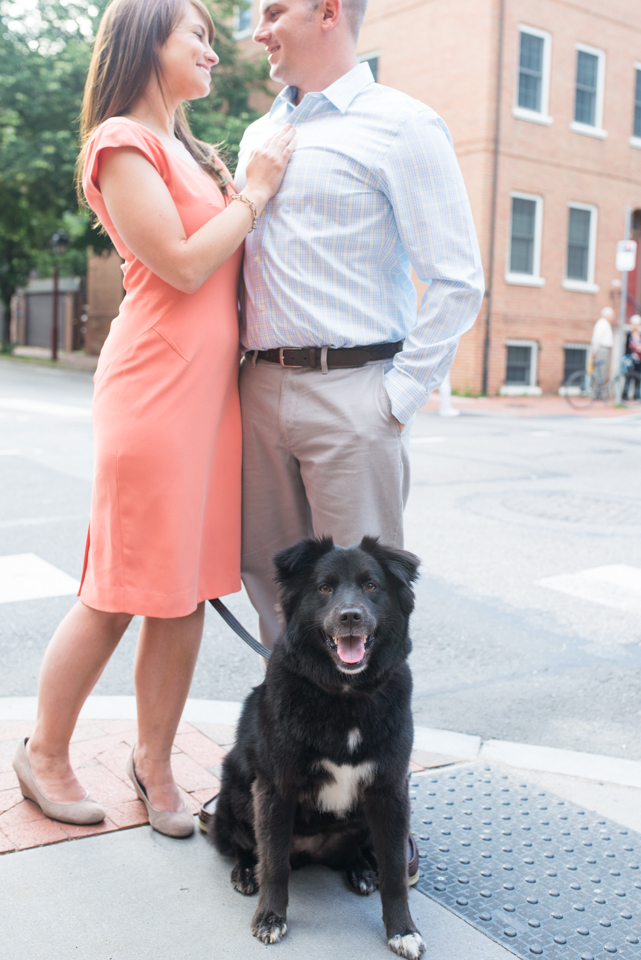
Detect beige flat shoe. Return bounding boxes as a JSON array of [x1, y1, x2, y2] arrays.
[[12, 738, 106, 826], [125, 747, 194, 839]]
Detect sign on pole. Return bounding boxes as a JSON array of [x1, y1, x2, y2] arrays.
[[616, 239, 637, 273]]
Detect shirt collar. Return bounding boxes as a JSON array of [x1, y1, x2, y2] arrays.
[[270, 61, 375, 117]]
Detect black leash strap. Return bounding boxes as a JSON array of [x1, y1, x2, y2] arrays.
[[209, 598, 272, 659]]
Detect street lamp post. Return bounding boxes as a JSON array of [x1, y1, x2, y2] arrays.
[[49, 230, 69, 361]]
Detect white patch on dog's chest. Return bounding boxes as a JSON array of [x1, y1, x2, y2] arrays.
[[315, 760, 375, 816], [347, 728, 362, 753]]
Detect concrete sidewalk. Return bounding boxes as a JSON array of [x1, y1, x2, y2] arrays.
[[2, 699, 640, 959]]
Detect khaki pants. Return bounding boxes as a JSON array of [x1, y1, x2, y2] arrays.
[[240, 357, 413, 649]]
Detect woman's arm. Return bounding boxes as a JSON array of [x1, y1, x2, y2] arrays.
[[98, 126, 295, 295]]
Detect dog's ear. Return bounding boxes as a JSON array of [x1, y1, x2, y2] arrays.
[[273, 536, 335, 585], [359, 537, 420, 586], [359, 537, 420, 616]]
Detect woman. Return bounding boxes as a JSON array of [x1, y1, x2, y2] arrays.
[[12, 0, 294, 838]]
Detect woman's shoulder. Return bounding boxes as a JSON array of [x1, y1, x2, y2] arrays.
[[87, 117, 165, 156], [84, 118, 168, 196]]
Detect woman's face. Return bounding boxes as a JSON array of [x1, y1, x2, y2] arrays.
[[159, 3, 218, 102]]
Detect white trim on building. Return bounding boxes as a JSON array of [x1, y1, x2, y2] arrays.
[[513, 24, 553, 126], [563, 202, 599, 293], [505, 191, 545, 287], [570, 42, 607, 138]]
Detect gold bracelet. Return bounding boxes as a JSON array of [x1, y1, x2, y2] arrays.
[[230, 193, 258, 232]]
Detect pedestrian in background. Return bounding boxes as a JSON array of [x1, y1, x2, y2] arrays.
[[624, 314, 641, 400], [435, 370, 461, 417], [589, 306, 614, 386], [12, 0, 293, 837]]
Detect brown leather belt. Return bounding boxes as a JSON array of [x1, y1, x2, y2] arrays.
[[248, 341, 403, 370]]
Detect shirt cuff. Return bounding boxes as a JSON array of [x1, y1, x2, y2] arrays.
[[384, 367, 430, 424]]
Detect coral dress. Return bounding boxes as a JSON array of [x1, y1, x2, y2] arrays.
[[79, 117, 242, 617]]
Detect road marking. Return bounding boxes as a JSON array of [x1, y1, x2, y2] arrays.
[[0, 399, 91, 419], [537, 564, 641, 613], [0, 515, 87, 529], [0, 554, 80, 604], [410, 437, 447, 444]]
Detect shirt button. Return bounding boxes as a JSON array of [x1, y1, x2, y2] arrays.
[[254, 256, 260, 263]]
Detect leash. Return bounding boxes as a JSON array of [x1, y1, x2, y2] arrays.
[[209, 598, 272, 660]]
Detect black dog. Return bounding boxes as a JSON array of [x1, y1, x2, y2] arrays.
[[210, 536, 425, 959]]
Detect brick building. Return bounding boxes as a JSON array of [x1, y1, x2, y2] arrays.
[[360, 0, 641, 394], [238, 0, 641, 395]]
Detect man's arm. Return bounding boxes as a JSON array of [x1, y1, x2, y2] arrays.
[[378, 108, 485, 424]]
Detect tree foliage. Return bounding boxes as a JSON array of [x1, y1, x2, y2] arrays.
[[0, 0, 268, 342]]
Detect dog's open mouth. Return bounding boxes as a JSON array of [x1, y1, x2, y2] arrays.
[[326, 633, 375, 668]]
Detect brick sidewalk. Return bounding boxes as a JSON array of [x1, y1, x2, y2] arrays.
[[422, 394, 641, 418], [0, 720, 443, 855]]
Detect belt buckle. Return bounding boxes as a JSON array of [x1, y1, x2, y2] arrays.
[[279, 348, 303, 368]]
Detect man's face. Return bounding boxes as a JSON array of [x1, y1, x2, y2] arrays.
[[254, 0, 323, 87]]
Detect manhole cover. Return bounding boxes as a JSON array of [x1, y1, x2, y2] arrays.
[[411, 764, 641, 959], [502, 494, 635, 525]]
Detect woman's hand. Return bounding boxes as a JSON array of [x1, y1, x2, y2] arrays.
[[243, 124, 296, 213]]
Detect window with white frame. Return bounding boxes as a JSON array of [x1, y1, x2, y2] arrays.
[[234, 2, 252, 38], [358, 51, 379, 82], [505, 192, 545, 286], [514, 25, 552, 124], [631, 65, 641, 147], [571, 44, 606, 138], [505, 341, 538, 386], [563, 203, 598, 292], [563, 343, 589, 382]]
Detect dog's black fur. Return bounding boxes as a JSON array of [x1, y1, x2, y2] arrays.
[[209, 536, 425, 958]]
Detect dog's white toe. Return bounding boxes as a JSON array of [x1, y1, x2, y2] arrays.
[[254, 919, 288, 944], [388, 932, 426, 959]]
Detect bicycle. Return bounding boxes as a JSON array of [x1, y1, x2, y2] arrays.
[[563, 359, 641, 410]]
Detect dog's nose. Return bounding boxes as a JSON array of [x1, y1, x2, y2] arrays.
[[338, 608, 362, 626]]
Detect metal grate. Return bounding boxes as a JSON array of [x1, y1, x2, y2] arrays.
[[410, 764, 641, 959]]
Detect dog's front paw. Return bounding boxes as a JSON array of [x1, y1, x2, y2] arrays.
[[346, 861, 378, 895], [231, 862, 258, 895], [251, 910, 288, 944], [388, 932, 426, 959]]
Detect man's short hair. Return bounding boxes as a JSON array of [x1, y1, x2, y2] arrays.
[[342, 0, 369, 36], [308, 0, 368, 38]]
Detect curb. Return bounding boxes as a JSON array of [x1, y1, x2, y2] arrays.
[[2, 696, 640, 791]]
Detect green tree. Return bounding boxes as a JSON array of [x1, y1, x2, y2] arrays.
[[0, 0, 269, 345]]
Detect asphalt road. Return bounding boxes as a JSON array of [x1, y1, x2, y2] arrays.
[[1, 358, 640, 760]]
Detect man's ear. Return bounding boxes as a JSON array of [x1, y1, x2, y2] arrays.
[[320, 0, 342, 31], [273, 536, 335, 585]]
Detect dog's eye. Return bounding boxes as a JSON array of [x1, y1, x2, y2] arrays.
[[364, 581, 377, 592], [319, 583, 332, 594]]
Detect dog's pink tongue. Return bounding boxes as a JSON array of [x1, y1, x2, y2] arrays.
[[337, 636, 365, 664]]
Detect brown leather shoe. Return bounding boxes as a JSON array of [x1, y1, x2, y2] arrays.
[[198, 795, 218, 834], [408, 833, 420, 885]]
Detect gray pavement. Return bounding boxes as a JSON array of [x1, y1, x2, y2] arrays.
[[2, 358, 641, 960], [1, 357, 641, 756], [0, 819, 512, 960]]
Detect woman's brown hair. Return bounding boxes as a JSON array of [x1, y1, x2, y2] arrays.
[[76, 0, 228, 202]]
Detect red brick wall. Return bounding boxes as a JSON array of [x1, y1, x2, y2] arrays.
[[359, 0, 641, 394]]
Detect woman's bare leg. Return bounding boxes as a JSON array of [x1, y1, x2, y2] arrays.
[[133, 602, 205, 812], [27, 602, 133, 802]]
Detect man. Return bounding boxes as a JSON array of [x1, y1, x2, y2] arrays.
[[589, 306, 615, 386], [235, 0, 484, 650]]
